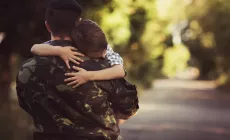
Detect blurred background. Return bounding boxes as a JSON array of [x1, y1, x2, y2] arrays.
[[1, 0, 230, 139]]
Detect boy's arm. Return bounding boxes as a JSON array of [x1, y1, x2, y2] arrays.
[[31, 44, 84, 69], [88, 65, 125, 80], [90, 44, 126, 80], [31, 44, 61, 56], [65, 65, 125, 88], [65, 45, 126, 88]]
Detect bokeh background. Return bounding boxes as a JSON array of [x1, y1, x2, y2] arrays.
[[1, 0, 230, 140]]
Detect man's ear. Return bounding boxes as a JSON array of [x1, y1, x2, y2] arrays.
[[45, 21, 51, 33]]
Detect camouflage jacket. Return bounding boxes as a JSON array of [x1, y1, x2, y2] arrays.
[[16, 40, 139, 140]]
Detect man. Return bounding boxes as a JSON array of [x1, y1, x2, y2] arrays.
[[16, 0, 139, 140]]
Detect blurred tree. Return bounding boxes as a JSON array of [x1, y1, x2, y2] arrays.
[[155, 0, 191, 79], [161, 0, 230, 82], [182, 0, 230, 83]]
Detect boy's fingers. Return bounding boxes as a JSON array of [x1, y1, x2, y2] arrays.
[[72, 66, 82, 71], [72, 56, 84, 62], [73, 83, 81, 88], [65, 73, 76, 76], [65, 60, 70, 69], [70, 47, 78, 51], [64, 77, 76, 82], [67, 80, 78, 86], [73, 52, 84, 57], [69, 58, 80, 65]]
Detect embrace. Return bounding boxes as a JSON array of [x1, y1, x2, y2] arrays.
[[16, 0, 139, 140]]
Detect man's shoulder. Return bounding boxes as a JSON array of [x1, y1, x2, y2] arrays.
[[79, 59, 110, 71], [20, 55, 65, 71], [20, 56, 50, 67]]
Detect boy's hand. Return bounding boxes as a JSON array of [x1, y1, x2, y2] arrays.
[[59, 46, 84, 69], [64, 66, 92, 88]]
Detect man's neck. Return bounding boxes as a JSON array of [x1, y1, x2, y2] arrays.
[[51, 35, 72, 41]]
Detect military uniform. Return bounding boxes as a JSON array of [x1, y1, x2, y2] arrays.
[[16, 40, 139, 140]]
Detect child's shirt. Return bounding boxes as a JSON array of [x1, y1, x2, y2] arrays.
[[106, 44, 123, 66]]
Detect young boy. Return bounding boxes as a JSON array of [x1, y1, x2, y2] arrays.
[[31, 31, 125, 88]]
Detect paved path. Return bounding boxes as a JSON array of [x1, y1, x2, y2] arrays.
[[120, 80, 230, 140]]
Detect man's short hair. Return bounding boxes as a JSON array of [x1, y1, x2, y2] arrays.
[[45, 0, 82, 37], [71, 20, 108, 58]]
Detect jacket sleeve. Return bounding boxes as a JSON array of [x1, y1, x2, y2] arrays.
[[16, 64, 48, 116], [109, 79, 139, 120]]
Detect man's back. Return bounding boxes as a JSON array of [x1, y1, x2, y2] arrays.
[[16, 40, 123, 140]]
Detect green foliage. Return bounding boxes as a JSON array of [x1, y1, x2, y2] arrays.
[[182, 0, 230, 82], [163, 44, 190, 77], [160, 0, 230, 84]]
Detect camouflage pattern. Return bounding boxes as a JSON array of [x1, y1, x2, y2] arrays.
[[16, 40, 139, 140]]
